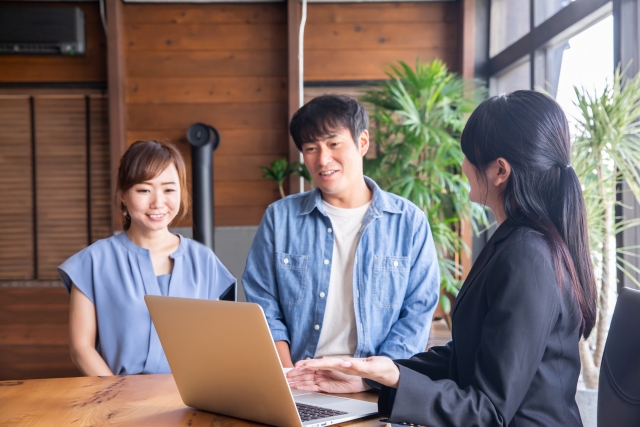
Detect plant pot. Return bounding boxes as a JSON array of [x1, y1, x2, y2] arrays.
[[576, 387, 598, 427]]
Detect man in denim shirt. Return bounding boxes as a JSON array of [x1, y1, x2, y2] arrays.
[[243, 95, 440, 392]]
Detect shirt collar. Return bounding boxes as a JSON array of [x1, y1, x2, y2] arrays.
[[116, 231, 186, 258], [299, 176, 402, 216]]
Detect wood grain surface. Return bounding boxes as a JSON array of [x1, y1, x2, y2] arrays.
[[0, 374, 387, 427], [305, 2, 460, 80], [0, 288, 81, 381]]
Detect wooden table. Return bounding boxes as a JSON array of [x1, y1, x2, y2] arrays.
[[0, 374, 387, 427]]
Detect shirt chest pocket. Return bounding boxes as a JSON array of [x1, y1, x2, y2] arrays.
[[275, 252, 308, 306], [373, 255, 411, 309]]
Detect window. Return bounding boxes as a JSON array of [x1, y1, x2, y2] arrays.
[[550, 16, 614, 130], [484, 0, 611, 90], [489, 0, 530, 57], [490, 59, 531, 95], [534, 0, 576, 26]]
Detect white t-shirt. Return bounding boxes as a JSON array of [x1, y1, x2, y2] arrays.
[[314, 199, 371, 359]]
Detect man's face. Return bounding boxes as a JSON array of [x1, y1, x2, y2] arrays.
[[301, 127, 369, 198]]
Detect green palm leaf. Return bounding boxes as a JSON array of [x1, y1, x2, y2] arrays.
[[363, 59, 488, 314]]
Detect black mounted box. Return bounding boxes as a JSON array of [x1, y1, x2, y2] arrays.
[[0, 6, 85, 56]]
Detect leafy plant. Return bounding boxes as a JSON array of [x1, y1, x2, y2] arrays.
[[571, 67, 640, 389], [362, 59, 488, 314], [261, 158, 312, 198]]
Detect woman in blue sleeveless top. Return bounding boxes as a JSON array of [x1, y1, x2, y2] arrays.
[[58, 140, 235, 376]]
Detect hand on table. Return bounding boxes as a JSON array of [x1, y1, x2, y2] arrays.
[[287, 365, 370, 393], [287, 356, 400, 392]]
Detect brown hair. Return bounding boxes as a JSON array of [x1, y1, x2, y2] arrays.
[[117, 140, 189, 231]]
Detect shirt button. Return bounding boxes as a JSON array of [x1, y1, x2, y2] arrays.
[[283, 258, 289, 265], [323, 259, 329, 265], [314, 324, 320, 330], [319, 292, 325, 298], [327, 228, 332, 233], [393, 261, 399, 267]]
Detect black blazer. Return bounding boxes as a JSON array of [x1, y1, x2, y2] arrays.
[[379, 220, 583, 427]]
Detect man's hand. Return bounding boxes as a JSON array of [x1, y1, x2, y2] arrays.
[[275, 341, 294, 368], [288, 356, 400, 392]]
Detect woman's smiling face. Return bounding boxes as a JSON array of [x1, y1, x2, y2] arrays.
[[121, 163, 181, 233]]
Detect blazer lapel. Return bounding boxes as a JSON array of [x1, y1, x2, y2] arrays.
[[451, 220, 519, 318]]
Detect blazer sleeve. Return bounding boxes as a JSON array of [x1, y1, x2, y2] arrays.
[[378, 342, 453, 416], [382, 236, 562, 426], [395, 341, 453, 381]]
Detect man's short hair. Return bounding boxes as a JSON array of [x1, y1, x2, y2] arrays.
[[289, 95, 369, 151]]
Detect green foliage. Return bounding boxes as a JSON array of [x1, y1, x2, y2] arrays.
[[572, 67, 640, 287], [261, 158, 312, 199], [362, 59, 488, 300]]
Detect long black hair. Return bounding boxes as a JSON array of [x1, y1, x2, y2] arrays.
[[461, 90, 597, 339]]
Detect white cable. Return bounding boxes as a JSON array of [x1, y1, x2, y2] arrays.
[[99, 0, 108, 38], [298, 0, 308, 193]]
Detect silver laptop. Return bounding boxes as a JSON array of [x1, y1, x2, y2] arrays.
[[145, 295, 379, 427]]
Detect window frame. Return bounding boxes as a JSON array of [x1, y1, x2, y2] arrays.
[[475, 0, 640, 290], [479, 0, 612, 87]]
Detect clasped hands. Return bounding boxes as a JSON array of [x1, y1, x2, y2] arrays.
[[286, 356, 400, 394]]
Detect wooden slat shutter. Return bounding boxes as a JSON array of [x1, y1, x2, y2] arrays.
[[34, 96, 89, 279], [0, 97, 35, 279], [89, 96, 112, 243]]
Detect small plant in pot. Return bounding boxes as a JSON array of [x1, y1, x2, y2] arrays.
[[261, 158, 312, 198]]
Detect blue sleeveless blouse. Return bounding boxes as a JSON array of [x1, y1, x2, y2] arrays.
[[58, 232, 235, 375]]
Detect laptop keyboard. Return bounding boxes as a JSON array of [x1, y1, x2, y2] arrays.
[[296, 402, 348, 422]]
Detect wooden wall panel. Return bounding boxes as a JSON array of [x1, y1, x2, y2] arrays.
[[127, 103, 288, 131], [126, 51, 288, 78], [124, 3, 289, 227], [0, 288, 80, 380], [126, 129, 289, 156], [127, 77, 288, 104], [35, 97, 88, 279], [0, 97, 34, 279], [123, 4, 286, 24], [126, 23, 287, 51], [0, 2, 106, 83], [305, 2, 460, 81]]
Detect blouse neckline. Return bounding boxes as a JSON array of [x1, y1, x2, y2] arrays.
[[116, 231, 185, 259]]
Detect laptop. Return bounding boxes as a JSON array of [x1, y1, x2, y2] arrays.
[[145, 295, 379, 427]]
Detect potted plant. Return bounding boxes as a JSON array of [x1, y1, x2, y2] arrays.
[[261, 158, 311, 198], [362, 59, 488, 318], [571, 67, 640, 425]]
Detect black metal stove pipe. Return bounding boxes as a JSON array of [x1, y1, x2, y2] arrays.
[[186, 123, 219, 251]]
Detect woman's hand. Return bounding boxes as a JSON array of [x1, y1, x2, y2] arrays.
[[288, 356, 400, 391], [287, 367, 370, 393]]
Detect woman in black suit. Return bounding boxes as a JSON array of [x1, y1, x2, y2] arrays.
[[289, 90, 598, 426]]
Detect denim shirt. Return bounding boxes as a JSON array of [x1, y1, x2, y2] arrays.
[[243, 177, 440, 363]]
